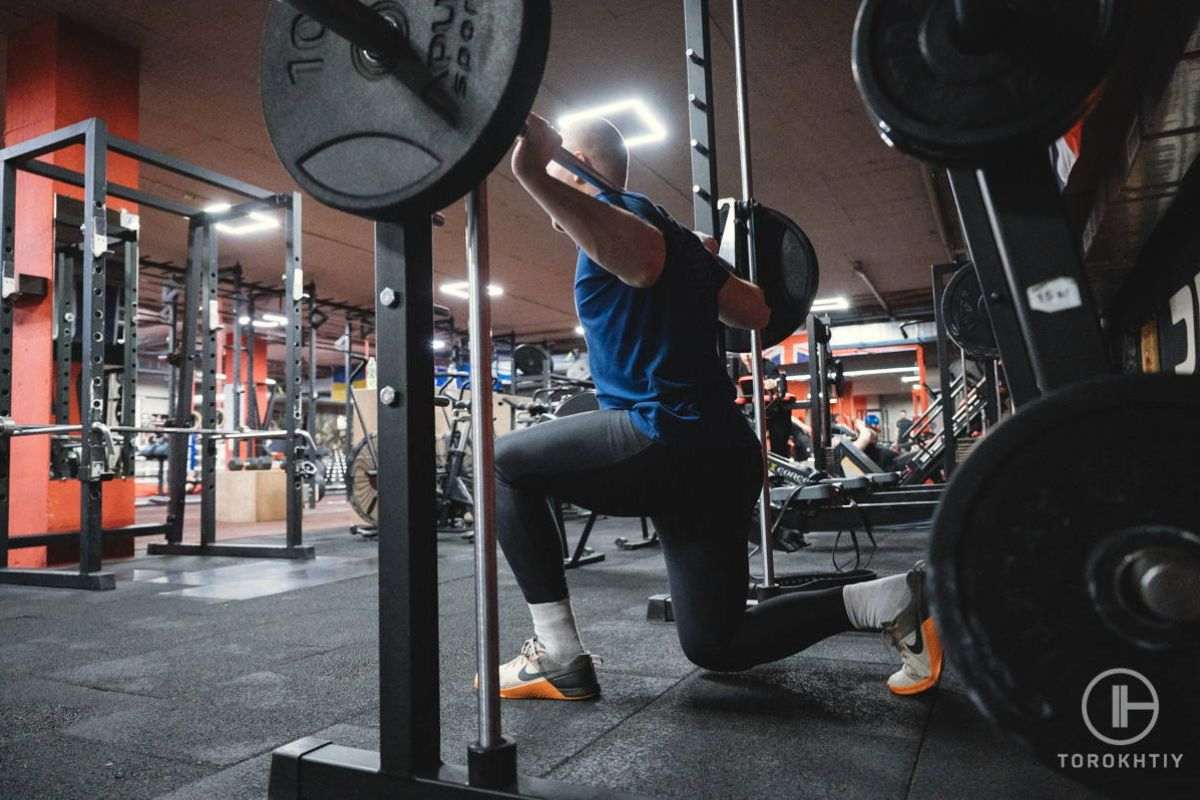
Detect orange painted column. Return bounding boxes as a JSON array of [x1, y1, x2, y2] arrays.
[[5, 16, 139, 567], [225, 334, 271, 458], [914, 345, 929, 414]]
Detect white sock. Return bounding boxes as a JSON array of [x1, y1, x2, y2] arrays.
[[842, 573, 911, 631], [529, 598, 585, 661]]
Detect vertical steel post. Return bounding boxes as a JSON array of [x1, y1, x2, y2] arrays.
[[993, 360, 1005, 420], [932, 263, 958, 478], [0, 159, 15, 567], [976, 159, 1110, 391], [53, 252, 75, 426], [464, 183, 516, 788], [731, 0, 775, 590], [77, 119, 109, 576], [343, 317, 353, 484], [283, 194, 304, 547], [374, 220, 440, 776], [120, 235, 139, 475], [246, 293, 260, 434], [198, 225, 219, 546], [808, 315, 832, 472], [166, 294, 178, 431], [306, 293, 318, 509], [165, 225, 205, 543], [683, 0, 719, 237], [231, 286, 244, 458]]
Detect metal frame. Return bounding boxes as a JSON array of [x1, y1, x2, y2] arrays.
[[962, 157, 1110, 392], [119, 234, 139, 475], [808, 315, 834, 472], [931, 263, 960, 478], [267, 196, 646, 797], [0, 119, 313, 590], [946, 170, 1039, 407], [728, 0, 776, 594], [683, 0, 720, 237]]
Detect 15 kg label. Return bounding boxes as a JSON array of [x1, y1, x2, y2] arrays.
[[1027, 277, 1083, 314]]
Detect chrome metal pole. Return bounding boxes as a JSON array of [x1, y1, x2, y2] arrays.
[[733, 0, 775, 588], [466, 182, 502, 750]]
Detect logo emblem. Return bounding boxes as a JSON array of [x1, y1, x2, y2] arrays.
[[1081, 668, 1159, 746]]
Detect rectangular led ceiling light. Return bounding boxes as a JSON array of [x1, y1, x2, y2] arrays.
[[811, 296, 851, 313], [558, 98, 667, 148], [205, 202, 280, 236]]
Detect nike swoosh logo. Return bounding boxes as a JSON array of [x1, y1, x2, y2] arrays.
[[910, 622, 925, 655], [517, 664, 546, 682]]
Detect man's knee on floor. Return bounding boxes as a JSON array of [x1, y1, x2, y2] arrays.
[[676, 628, 752, 673]]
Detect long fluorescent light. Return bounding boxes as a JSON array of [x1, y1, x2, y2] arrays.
[[811, 296, 851, 312], [432, 338, 447, 352], [900, 375, 921, 383], [205, 202, 280, 237], [844, 367, 918, 378], [440, 281, 503, 299], [251, 319, 279, 329], [558, 97, 667, 148], [787, 366, 918, 384], [261, 312, 289, 325], [238, 315, 252, 326]]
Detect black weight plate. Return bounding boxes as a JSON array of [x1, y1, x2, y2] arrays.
[[724, 205, 820, 354], [262, 0, 551, 219], [929, 374, 1200, 793], [942, 264, 999, 360], [852, 0, 1127, 167], [512, 344, 548, 376]]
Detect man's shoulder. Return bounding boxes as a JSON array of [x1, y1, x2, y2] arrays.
[[599, 190, 667, 219]]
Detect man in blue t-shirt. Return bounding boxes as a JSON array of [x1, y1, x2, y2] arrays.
[[489, 113, 941, 701]]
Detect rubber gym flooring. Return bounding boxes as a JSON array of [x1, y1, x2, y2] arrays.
[[0, 510, 1101, 800]]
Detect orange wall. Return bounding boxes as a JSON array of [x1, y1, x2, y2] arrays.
[[4, 16, 140, 566], [222, 333, 269, 459]]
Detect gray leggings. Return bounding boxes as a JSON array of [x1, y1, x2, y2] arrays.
[[494, 410, 850, 672]]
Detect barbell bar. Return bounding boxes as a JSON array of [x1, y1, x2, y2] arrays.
[[0, 418, 318, 452]]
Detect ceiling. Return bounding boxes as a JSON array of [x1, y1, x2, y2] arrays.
[[0, 0, 948, 339]]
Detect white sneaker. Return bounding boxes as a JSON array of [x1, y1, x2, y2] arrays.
[[882, 562, 944, 696], [476, 637, 601, 701]]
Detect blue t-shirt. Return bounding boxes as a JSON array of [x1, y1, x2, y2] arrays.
[[574, 190, 755, 449]]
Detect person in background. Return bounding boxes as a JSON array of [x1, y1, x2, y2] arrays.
[[896, 409, 913, 447]]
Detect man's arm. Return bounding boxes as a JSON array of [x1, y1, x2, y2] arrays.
[[695, 232, 771, 331], [512, 115, 664, 288], [519, 173, 666, 288]]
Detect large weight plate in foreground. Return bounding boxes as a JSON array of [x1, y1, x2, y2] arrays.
[[262, 0, 550, 219], [929, 375, 1200, 792], [942, 264, 999, 360], [723, 205, 820, 354], [852, 0, 1127, 166]]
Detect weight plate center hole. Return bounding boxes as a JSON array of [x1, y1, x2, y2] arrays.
[[353, 3, 409, 80]]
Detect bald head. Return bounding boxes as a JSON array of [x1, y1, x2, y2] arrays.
[[560, 117, 629, 191]]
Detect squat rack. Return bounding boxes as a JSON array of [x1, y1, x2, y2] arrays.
[[0, 118, 313, 591]]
